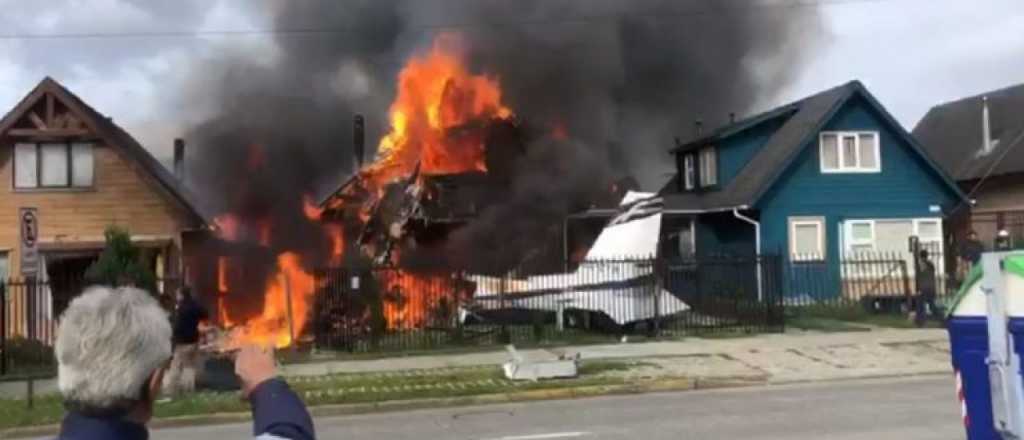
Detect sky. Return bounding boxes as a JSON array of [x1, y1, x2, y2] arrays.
[[0, 0, 1021, 164]]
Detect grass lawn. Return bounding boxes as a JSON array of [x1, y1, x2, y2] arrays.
[[0, 360, 646, 431], [786, 304, 946, 331]]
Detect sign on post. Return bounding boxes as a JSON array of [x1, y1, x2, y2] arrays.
[[19, 207, 39, 277]]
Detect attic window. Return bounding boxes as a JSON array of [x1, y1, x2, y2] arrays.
[[683, 154, 695, 190], [699, 147, 717, 187], [820, 132, 880, 173], [14, 142, 94, 189]]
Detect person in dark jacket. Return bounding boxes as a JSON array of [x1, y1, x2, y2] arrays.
[[165, 286, 210, 396], [55, 286, 315, 440], [915, 249, 939, 327], [954, 232, 987, 280]]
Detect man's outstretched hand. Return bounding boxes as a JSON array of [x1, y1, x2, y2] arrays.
[[235, 345, 278, 399]]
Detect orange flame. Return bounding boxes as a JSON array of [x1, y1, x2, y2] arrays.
[[378, 271, 463, 330], [216, 257, 234, 326], [224, 252, 315, 349], [366, 33, 512, 188], [326, 224, 344, 266], [302, 195, 324, 221], [217, 33, 516, 346]]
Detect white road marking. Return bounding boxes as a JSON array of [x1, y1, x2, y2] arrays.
[[479, 433, 593, 440]]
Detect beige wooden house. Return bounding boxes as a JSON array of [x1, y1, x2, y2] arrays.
[[0, 77, 208, 339]]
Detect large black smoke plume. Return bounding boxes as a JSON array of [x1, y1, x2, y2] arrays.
[[183, 0, 824, 269]]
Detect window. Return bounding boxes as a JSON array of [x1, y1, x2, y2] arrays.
[[846, 220, 874, 253], [915, 219, 941, 243], [71, 143, 94, 187], [819, 131, 880, 173], [875, 220, 914, 253], [677, 220, 695, 257], [683, 154, 695, 190], [789, 217, 825, 260], [14, 142, 94, 189], [699, 147, 717, 187]]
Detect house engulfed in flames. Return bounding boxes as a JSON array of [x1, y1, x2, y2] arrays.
[[194, 34, 635, 351]]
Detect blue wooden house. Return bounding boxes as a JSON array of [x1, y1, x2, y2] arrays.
[[659, 81, 966, 301]]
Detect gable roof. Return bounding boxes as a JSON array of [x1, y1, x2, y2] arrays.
[[0, 77, 210, 227], [661, 80, 965, 211], [912, 82, 1024, 181]]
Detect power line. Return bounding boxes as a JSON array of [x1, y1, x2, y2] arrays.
[[0, 0, 893, 41]]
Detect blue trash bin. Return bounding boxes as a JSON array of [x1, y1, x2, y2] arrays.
[[948, 254, 1024, 439]]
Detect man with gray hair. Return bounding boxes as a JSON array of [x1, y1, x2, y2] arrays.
[[56, 286, 315, 440]]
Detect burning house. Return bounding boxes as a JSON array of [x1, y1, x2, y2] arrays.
[[174, 1, 824, 350]]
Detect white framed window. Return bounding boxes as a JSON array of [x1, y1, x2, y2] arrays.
[[40, 143, 69, 187], [789, 216, 825, 261], [819, 131, 880, 173], [13, 142, 94, 189], [683, 154, 695, 190], [699, 147, 717, 187], [840, 217, 945, 274], [14, 143, 38, 188], [71, 143, 94, 187], [846, 220, 875, 254], [914, 219, 941, 244], [678, 219, 695, 257]]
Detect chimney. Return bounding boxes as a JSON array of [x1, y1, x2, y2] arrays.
[[729, 112, 736, 124], [694, 119, 703, 137], [353, 114, 365, 173], [982, 96, 993, 154], [173, 138, 185, 181]]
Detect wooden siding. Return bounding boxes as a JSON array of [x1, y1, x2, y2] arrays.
[[695, 211, 756, 257], [0, 139, 189, 275], [755, 94, 960, 296], [758, 94, 960, 260], [717, 117, 788, 188], [968, 173, 1024, 213]]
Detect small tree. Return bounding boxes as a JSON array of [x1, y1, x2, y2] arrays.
[[84, 226, 157, 293]]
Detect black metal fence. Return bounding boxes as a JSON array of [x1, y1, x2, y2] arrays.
[[313, 256, 784, 353], [1, 280, 59, 377], [1, 278, 181, 378], [782, 241, 952, 314]]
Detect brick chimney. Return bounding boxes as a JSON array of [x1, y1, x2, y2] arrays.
[[353, 114, 365, 173], [173, 138, 185, 180]]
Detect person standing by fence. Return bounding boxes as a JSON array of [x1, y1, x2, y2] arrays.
[[915, 249, 939, 327], [164, 286, 209, 396], [958, 231, 984, 279]]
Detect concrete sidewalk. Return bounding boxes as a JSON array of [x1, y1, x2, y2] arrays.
[[283, 328, 951, 384], [1, 328, 950, 399]]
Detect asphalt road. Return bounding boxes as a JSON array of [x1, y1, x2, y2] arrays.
[[153, 376, 962, 440]]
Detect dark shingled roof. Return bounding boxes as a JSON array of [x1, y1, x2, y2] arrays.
[[0, 77, 210, 227], [912, 82, 1024, 181], [661, 80, 964, 211]]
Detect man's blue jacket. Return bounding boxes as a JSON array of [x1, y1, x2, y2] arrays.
[[58, 378, 314, 440]]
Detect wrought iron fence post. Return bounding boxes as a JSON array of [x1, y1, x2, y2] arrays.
[[283, 273, 295, 349], [653, 257, 662, 337], [1, 281, 6, 376], [27, 377, 34, 409], [899, 260, 911, 313]]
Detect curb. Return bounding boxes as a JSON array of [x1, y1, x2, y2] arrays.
[[0, 377, 708, 439], [0, 371, 948, 438]]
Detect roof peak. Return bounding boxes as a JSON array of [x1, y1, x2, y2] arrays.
[[672, 80, 862, 152], [929, 81, 1024, 111]]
